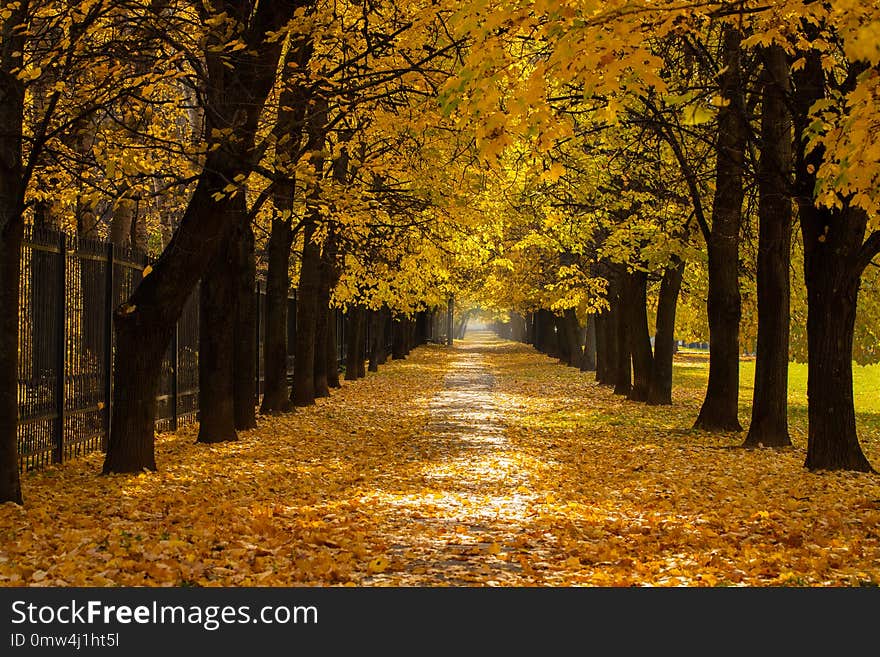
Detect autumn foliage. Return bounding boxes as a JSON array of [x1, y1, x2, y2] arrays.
[[2, 335, 879, 587]]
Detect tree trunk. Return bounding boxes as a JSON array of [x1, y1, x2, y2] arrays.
[[627, 271, 653, 402], [562, 309, 582, 367], [260, 215, 292, 414], [803, 253, 872, 470], [104, 2, 294, 473], [0, 73, 23, 500], [580, 314, 597, 372], [791, 45, 877, 471], [326, 307, 341, 388], [292, 219, 321, 405], [345, 307, 364, 381], [744, 44, 792, 447], [0, 217, 22, 504], [648, 259, 685, 405], [197, 232, 237, 444], [613, 271, 632, 397], [694, 27, 745, 432], [313, 298, 330, 398], [378, 308, 390, 365], [536, 309, 558, 356], [392, 316, 406, 359], [369, 310, 385, 372], [554, 314, 570, 364], [357, 318, 368, 377], [233, 219, 256, 430]]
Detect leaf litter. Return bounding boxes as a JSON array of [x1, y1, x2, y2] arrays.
[[2, 334, 879, 587]]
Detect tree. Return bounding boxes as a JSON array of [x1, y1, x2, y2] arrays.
[[103, 1, 298, 473], [743, 44, 793, 448]]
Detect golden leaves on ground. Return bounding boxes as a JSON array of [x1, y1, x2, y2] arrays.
[[2, 334, 880, 587]]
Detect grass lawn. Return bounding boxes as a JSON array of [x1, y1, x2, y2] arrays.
[[672, 353, 880, 451]]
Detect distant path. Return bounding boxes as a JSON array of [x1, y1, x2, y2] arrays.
[[366, 331, 534, 584]]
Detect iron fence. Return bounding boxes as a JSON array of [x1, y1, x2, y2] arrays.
[[16, 227, 432, 473]]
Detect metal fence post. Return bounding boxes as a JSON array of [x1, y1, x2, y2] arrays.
[[103, 242, 114, 450], [254, 281, 261, 400], [171, 323, 179, 431], [54, 232, 67, 464]]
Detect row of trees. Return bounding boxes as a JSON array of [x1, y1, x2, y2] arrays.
[[447, 1, 880, 472], [0, 0, 475, 505], [3, 1, 880, 505]]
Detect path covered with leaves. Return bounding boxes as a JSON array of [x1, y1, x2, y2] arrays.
[[2, 332, 880, 586]]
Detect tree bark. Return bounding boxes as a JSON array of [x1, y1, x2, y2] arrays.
[[345, 307, 365, 380], [0, 43, 23, 499], [647, 259, 685, 405], [561, 309, 582, 368], [392, 316, 407, 359], [627, 270, 653, 402], [369, 309, 385, 372], [313, 296, 331, 398], [233, 220, 256, 430], [104, 1, 295, 473], [326, 307, 341, 388], [260, 215, 292, 414], [694, 27, 745, 432], [744, 44, 792, 447], [292, 218, 321, 406], [580, 314, 597, 372], [791, 46, 876, 471], [291, 91, 329, 407], [197, 234, 237, 444], [613, 270, 632, 397]]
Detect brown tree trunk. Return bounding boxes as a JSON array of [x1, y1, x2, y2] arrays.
[[694, 27, 745, 432], [369, 310, 385, 372], [291, 91, 329, 407], [392, 316, 406, 359], [561, 309, 582, 368], [313, 299, 330, 398], [198, 227, 237, 444], [613, 270, 632, 397], [345, 306, 365, 381], [326, 307, 341, 388], [0, 51, 23, 501], [378, 308, 390, 365], [104, 2, 295, 473], [580, 314, 597, 372], [803, 250, 871, 470], [0, 217, 22, 504], [233, 219, 256, 430], [790, 45, 876, 471], [260, 215, 292, 414], [627, 271, 653, 402], [357, 316, 368, 378], [648, 259, 685, 406], [292, 218, 321, 405], [744, 44, 792, 447]]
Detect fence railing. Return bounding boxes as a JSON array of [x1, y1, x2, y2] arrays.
[[16, 227, 423, 473]]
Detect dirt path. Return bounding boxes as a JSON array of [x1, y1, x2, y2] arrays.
[[364, 331, 537, 585]]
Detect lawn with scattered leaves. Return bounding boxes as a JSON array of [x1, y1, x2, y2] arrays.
[[2, 333, 879, 586]]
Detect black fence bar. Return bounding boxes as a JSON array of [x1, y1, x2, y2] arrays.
[[53, 233, 67, 464], [254, 281, 260, 399], [103, 242, 113, 449], [171, 323, 179, 432]]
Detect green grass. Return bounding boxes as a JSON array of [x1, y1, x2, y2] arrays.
[[672, 354, 880, 447]]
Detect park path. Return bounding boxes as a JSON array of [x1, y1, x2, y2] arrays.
[[364, 331, 539, 585]]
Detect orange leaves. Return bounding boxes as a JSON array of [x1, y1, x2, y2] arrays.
[[3, 338, 880, 587]]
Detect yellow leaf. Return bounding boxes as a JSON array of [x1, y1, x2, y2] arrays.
[[366, 556, 388, 574]]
